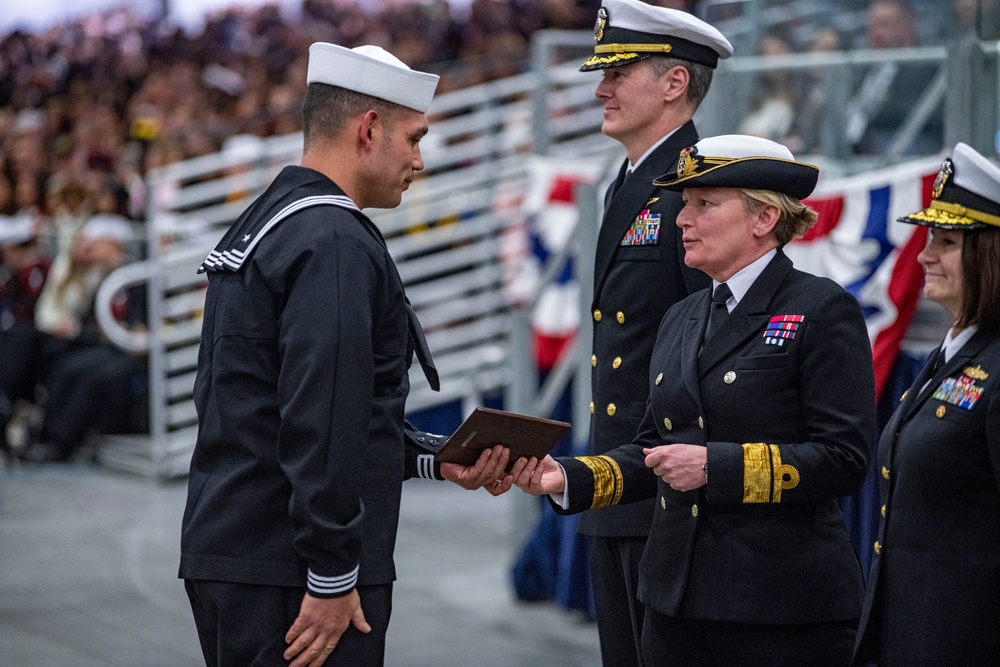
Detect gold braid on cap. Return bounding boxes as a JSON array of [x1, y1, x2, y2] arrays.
[[929, 200, 1000, 228], [582, 53, 641, 67], [594, 43, 673, 54]]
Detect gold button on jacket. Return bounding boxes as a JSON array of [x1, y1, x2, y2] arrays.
[[593, 309, 602, 321], [663, 417, 672, 431], [613, 357, 622, 368], [607, 403, 616, 416], [591, 355, 597, 367], [691, 504, 699, 518], [616, 311, 625, 324]]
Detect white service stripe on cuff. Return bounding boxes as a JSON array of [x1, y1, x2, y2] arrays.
[[307, 565, 359, 595], [418, 454, 434, 479]]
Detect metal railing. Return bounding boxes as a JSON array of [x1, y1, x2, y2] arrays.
[[93, 31, 999, 478], [94, 39, 617, 478]]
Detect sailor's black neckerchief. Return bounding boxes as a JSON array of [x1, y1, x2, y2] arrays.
[[199, 174, 439, 392]]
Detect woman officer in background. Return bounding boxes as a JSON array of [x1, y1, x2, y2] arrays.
[[853, 143, 1000, 666]]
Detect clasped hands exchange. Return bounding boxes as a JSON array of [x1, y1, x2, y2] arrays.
[[460, 443, 709, 497]]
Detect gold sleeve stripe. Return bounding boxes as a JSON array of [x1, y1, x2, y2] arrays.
[[742, 443, 772, 503], [575, 456, 617, 509], [597, 455, 624, 506], [594, 43, 674, 55], [770, 444, 800, 503]]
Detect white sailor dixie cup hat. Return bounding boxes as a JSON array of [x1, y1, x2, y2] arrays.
[[0, 214, 36, 247], [307, 43, 440, 114], [653, 134, 820, 201], [582, 0, 733, 72], [898, 142, 1000, 230]]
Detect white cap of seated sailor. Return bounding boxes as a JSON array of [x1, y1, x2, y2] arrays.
[[80, 213, 134, 245], [0, 214, 36, 248], [306, 43, 440, 114], [582, 0, 733, 72]]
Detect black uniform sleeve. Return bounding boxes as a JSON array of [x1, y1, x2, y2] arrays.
[[986, 380, 1000, 497], [273, 237, 383, 597], [550, 403, 662, 515], [706, 288, 874, 505], [403, 420, 446, 481], [547, 386, 665, 515]]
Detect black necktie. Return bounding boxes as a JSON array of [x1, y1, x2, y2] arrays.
[[915, 344, 945, 399], [406, 302, 439, 392], [608, 165, 632, 201], [704, 283, 733, 343], [929, 346, 945, 374], [608, 165, 627, 201]]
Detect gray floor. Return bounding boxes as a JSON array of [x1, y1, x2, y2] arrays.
[[0, 461, 600, 667]]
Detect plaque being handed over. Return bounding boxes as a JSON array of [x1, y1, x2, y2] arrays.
[[435, 407, 571, 472]]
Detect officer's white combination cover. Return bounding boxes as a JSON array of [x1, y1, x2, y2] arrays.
[[952, 142, 1000, 202], [0, 214, 35, 247], [602, 0, 733, 60]]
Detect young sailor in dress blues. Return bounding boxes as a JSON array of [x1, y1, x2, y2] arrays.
[[180, 41, 511, 667]]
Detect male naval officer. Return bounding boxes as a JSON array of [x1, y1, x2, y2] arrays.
[[578, 1, 730, 664]]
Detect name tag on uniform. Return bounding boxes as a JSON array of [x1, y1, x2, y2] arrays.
[[763, 314, 804, 346], [620, 210, 661, 246], [932, 374, 984, 410]]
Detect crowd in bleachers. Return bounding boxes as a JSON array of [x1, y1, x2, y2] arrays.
[[0, 0, 603, 463], [0, 0, 994, 464], [735, 0, 998, 154]]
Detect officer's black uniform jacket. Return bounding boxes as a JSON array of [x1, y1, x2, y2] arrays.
[[583, 120, 710, 538], [854, 329, 1000, 665], [180, 166, 436, 597], [557, 251, 875, 623]]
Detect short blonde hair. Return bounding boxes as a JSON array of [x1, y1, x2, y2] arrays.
[[739, 188, 818, 246]]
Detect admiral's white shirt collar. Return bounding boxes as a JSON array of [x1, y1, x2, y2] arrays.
[[713, 248, 777, 313], [628, 126, 680, 175], [942, 324, 978, 363]]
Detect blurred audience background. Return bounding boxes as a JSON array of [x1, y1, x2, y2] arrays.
[[0, 0, 997, 464]]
